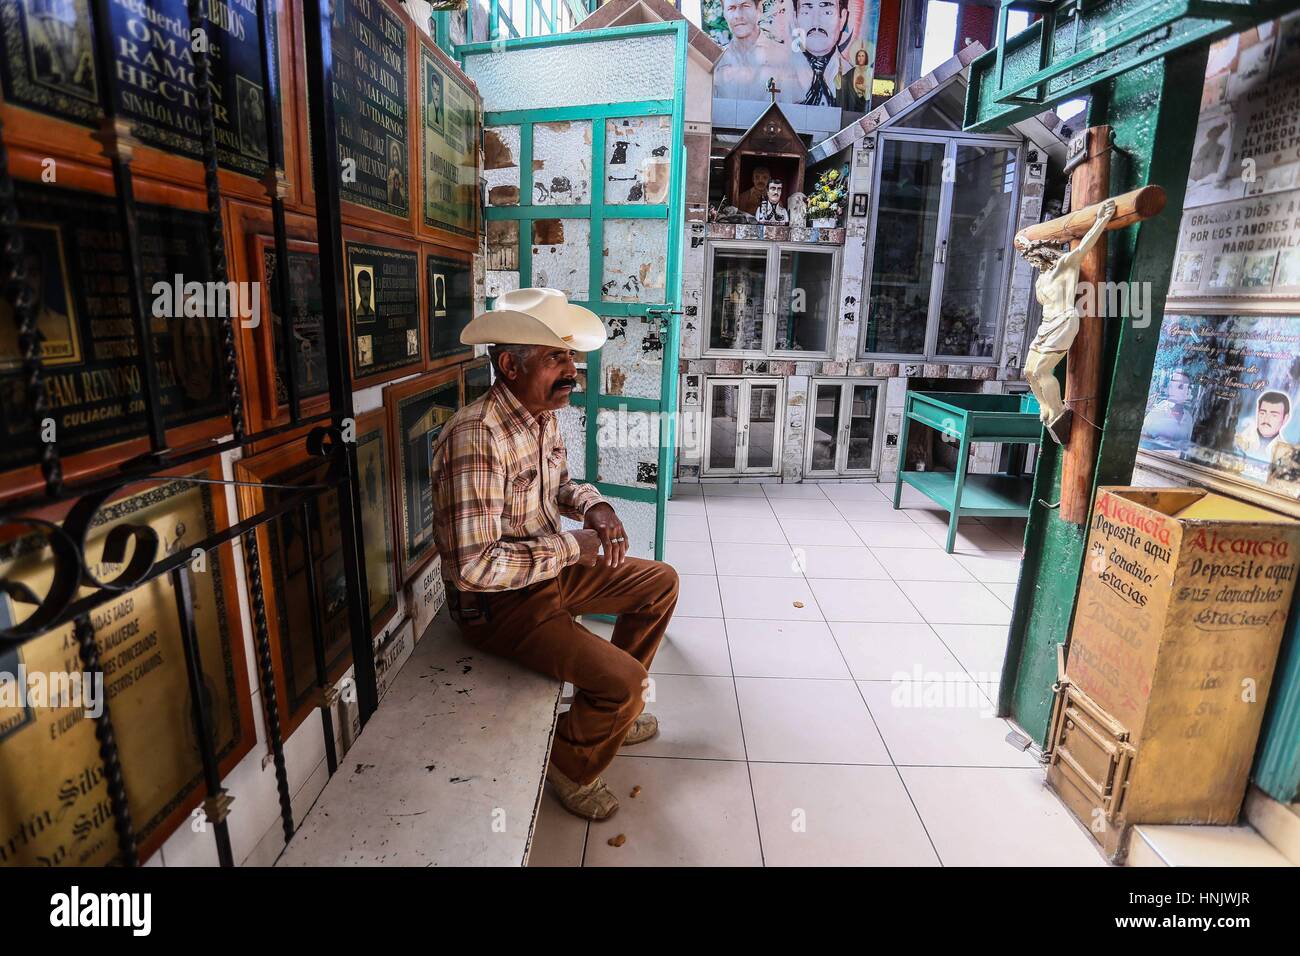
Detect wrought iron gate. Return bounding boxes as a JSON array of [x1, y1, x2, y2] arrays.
[[0, 0, 383, 867]]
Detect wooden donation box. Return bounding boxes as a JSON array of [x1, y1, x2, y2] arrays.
[[1047, 487, 1300, 859]]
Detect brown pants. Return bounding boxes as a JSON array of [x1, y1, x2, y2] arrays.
[[453, 557, 679, 784]]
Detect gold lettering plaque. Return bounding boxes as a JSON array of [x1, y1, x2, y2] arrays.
[[0, 459, 255, 866]]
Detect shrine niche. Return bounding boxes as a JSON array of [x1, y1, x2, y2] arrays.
[[723, 104, 805, 218]]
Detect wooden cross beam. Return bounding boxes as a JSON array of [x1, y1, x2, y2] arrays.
[[1014, 184, 1167, 248]]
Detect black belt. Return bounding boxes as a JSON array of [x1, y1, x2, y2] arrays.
[[444, 580, 490, 625]]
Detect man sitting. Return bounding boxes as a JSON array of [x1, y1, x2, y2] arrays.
[[429, 288, 679, 821]]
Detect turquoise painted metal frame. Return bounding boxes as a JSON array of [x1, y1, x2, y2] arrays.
[[464, 20, 689, 559], [892, 391, 1042, 553], [965, 0, 1293, 131], [469, 0, 595, 42]]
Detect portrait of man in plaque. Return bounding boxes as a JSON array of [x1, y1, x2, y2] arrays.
[[1172, 251, 1204, 287], [1242, 251, 1278, 289], [0, 225, 80, 370], [1277, 249, 1300, 290], [353, 265, 377, 322], [172, 313, 217, 402], [425, 61, 445, 134], [387, 137, 407, 208], [237, 75, 269, 161], [1236, 390, 1293, 461], [25, 0, 96, 101]]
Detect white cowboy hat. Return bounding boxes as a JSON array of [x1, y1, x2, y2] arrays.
[[461, 287, 607, 352]]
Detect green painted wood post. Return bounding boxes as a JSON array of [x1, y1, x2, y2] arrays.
[[1000, 46, 1210, 743]]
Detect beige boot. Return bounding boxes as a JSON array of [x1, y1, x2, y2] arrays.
[[546, 764, 619, 821], [622, 712, 659, 746]]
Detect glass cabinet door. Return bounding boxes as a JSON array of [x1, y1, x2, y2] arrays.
[[706, 380, 740, 472], [744, 382, 780, 472], [773, 248, 835, 354], [703, 378, 782, 476], [709, 246, 767, 351], [804, 379, 880, 475], [843, 383, 878, 472], [864, 139, 945, 356], [934, 143, 1016, 359], [809, 382, 842, 472]]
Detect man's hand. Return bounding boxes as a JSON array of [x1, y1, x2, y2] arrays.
[[571, 529, 602, 567], [1099, 198, 1117, 222], [583, 502, 628, 568]]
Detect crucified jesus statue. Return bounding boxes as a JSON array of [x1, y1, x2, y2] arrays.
[[1015, 198, 1116, 444]]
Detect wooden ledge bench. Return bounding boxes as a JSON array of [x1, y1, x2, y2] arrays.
[[276, 608, 562, 867]]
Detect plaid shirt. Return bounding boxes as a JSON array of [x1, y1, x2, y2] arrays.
[[430, 380, 604, 592]]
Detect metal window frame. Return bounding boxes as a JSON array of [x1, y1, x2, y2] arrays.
[[859, 127, 1023, 364], [803, 376, 888, 477], [702, 239, 840, 360]]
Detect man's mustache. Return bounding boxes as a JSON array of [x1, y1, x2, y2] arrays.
[[552, 378, 579, 392]]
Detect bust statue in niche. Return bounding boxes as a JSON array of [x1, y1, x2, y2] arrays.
[[755, 179, 789, 225]]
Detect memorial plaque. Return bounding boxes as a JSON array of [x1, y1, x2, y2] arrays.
[[259, 240, 328, 410], [0, 459, 255, 865], [345, 241, 422, 381], [332, 0, 410, 218], [236, 412, 397, 733], [426, 253, 473, 362], [0, 182, 227, 474], [0, 0, 280, 176], [356, 412, 398, 629], [248, 454, 348, 730], [420, 47, 478, 237], [386, 370, 459, 583]]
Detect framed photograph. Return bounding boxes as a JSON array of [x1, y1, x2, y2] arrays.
[[385, 369, 463, 584], [851, 192, 868, 217], [426, 252, 474, 364]]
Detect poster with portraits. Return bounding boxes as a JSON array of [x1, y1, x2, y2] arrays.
[[1142, 13, 1300, 514], [705, 0, 880, 110], [1140, 314, 1300, 508]]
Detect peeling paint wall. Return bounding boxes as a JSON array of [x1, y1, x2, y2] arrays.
[[605, 115, 673, 205], [533, 120, 593, 205], [602, 218, 668, 303], [531, 218, 591, 300]]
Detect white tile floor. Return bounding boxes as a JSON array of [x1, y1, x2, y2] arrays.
[[527, 480, 1107, 868]]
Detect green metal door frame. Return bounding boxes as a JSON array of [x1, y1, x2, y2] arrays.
[[463, 21, 688, 560]]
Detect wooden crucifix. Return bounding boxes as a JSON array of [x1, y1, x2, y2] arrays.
[[1012, 125, 1167, 524]]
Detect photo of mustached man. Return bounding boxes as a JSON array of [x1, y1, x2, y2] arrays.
[[791, 0, 849, 107]]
